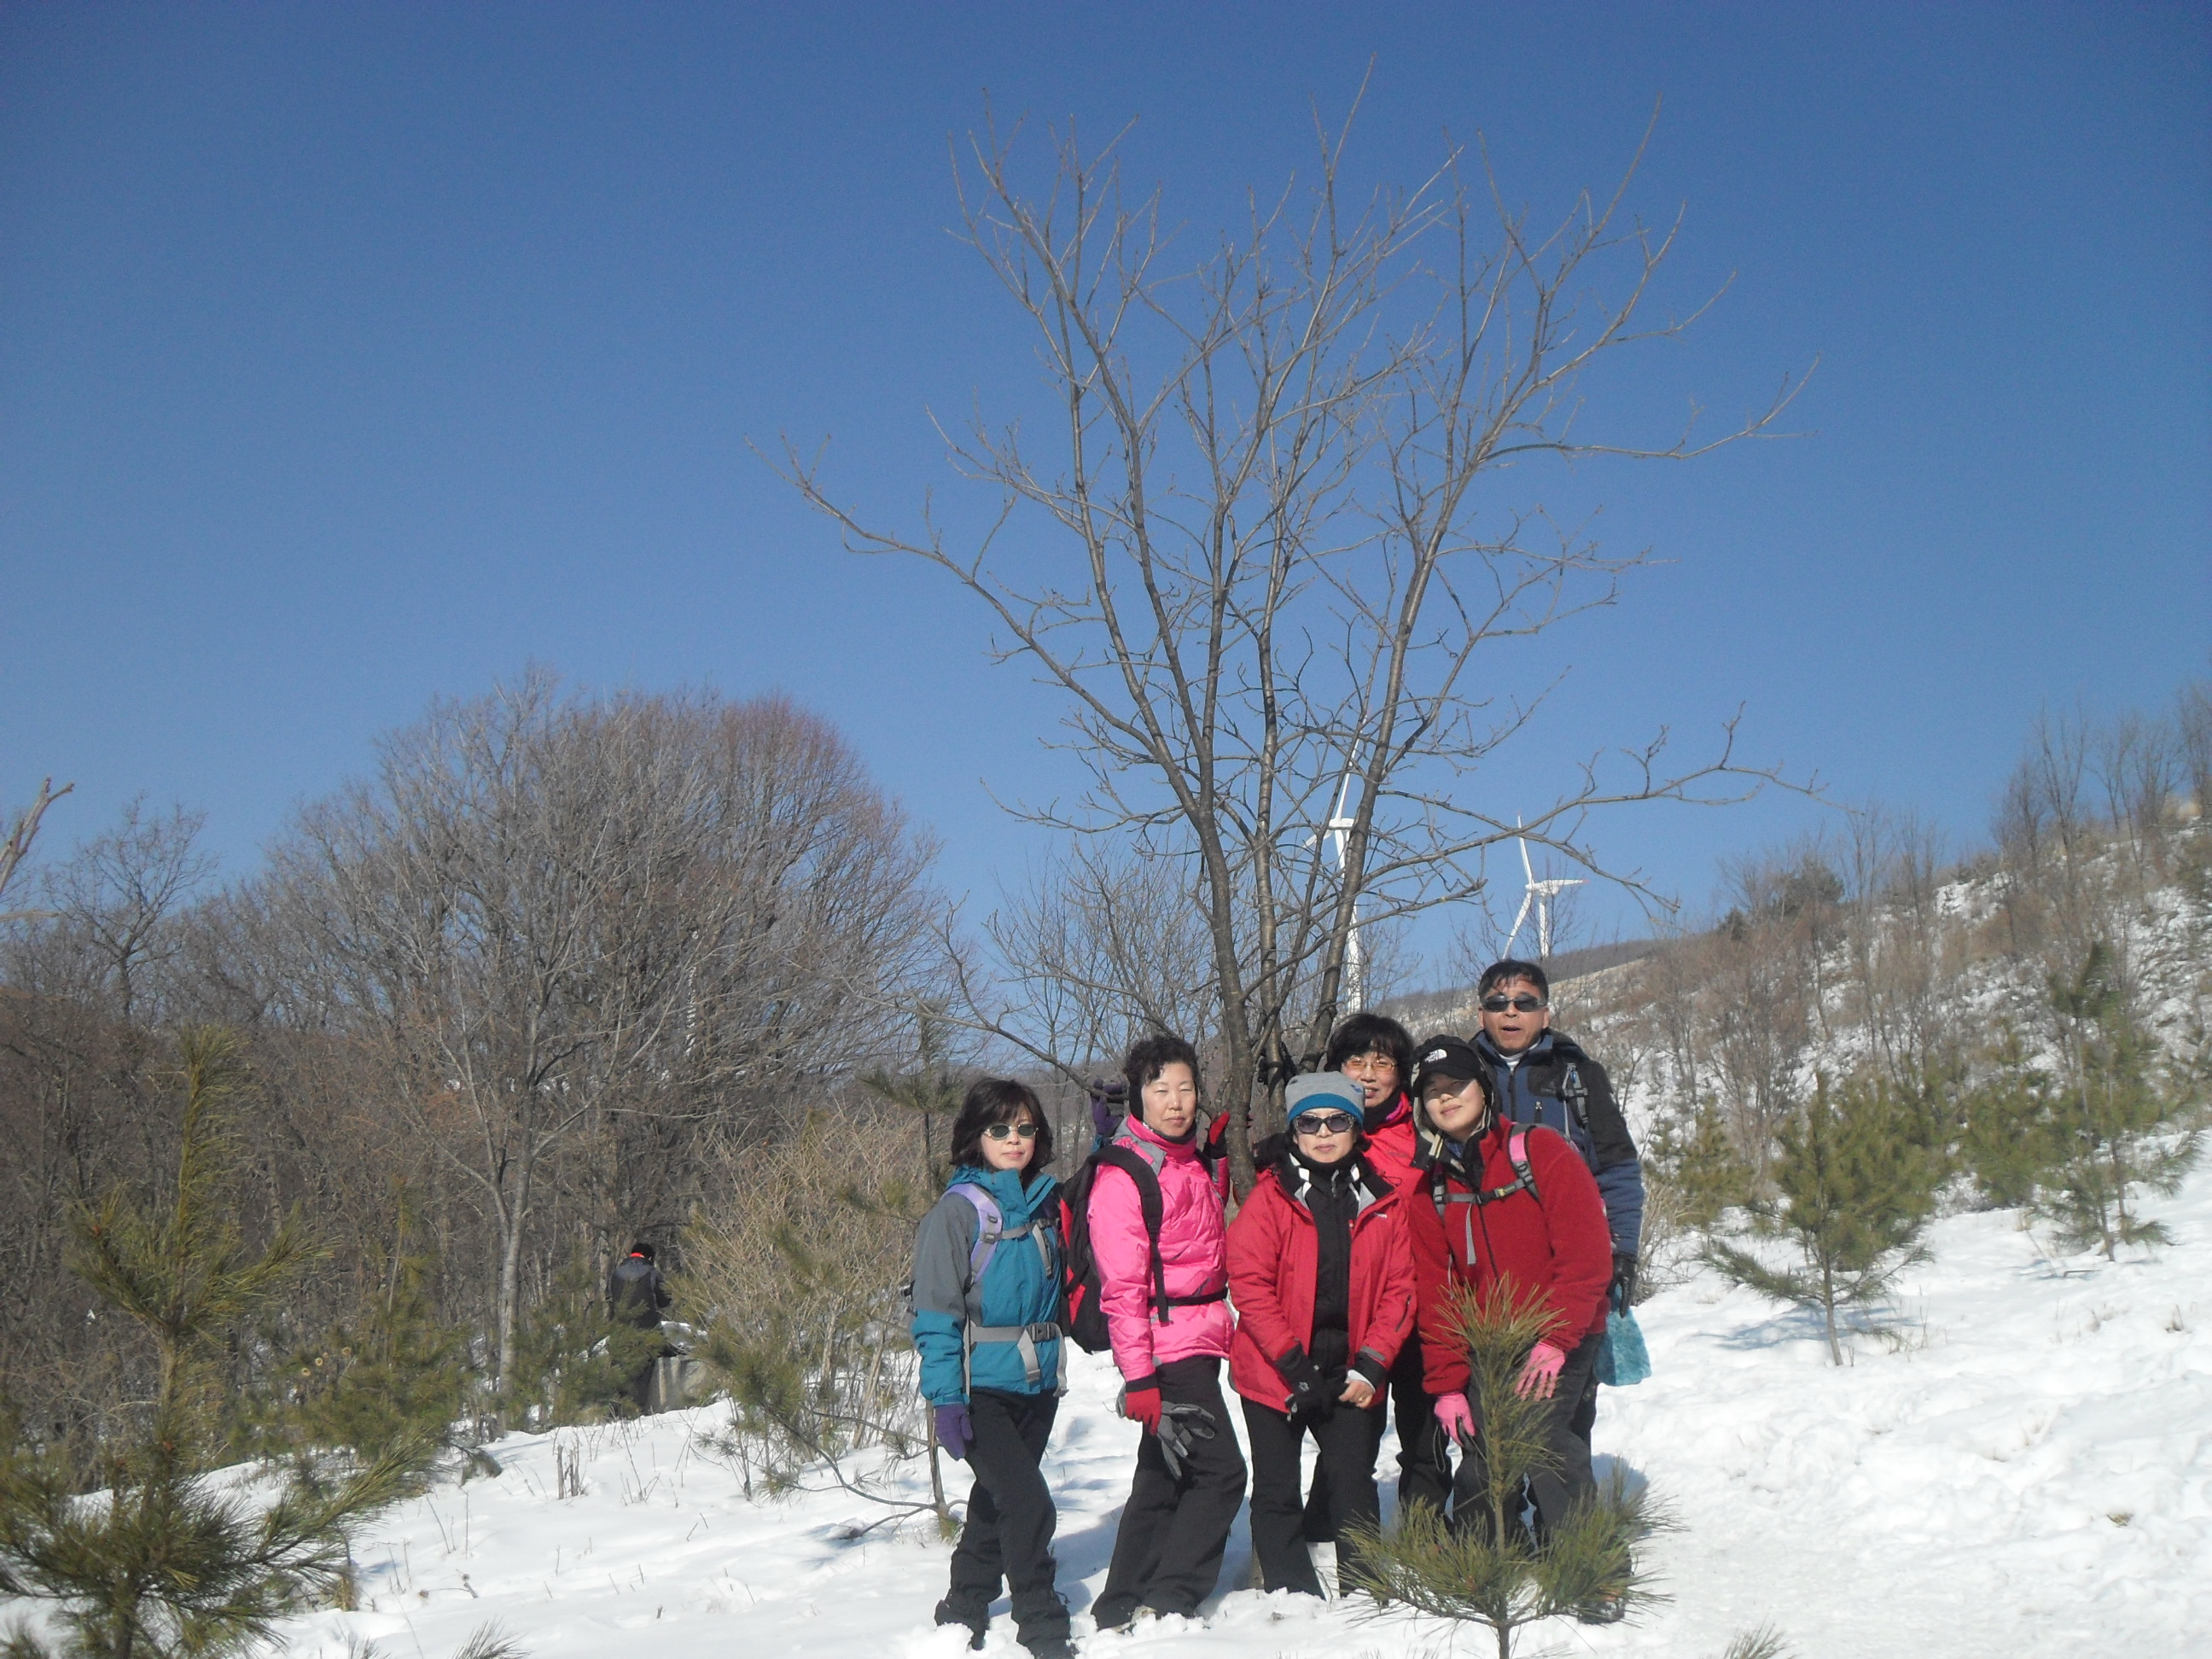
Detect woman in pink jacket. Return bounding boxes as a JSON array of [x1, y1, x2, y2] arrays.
[[1088, 1033, 1247, 1633]]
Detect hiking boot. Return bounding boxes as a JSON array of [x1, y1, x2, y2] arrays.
[[1091, 1604, 1157, 1635], [934, 1607, 987, 1650], [1575, 1592, 1627, 1626]]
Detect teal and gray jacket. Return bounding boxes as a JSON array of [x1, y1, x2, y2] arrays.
[[911, 1165, 1065, 1405]]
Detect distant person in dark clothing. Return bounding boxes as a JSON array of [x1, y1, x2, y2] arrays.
[[609, 1242, 672, 1409]]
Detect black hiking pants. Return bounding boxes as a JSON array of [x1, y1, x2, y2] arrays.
[[1569, 1344, 1604, 1450], [937, 1389, 1068, 1643], [1448, 1330, 1604, 1541], [1301, 1336, 1451, 1534], [1243, 1395, 1387, 1597], [1094, 1357, 1248, 1625]]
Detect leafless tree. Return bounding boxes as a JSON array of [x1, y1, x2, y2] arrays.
[[2174, 681, 2212, 819], [246, 672, 937, 1382], [0, 778, 73, 917], [783, 95, 1807, 1181]]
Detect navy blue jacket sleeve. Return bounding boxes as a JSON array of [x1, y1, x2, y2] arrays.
[[1575, 1057, 1644, 1256]]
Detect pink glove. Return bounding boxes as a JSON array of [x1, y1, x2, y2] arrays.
[[1515, 1340, 1568, 1400], [1431, 1391, 1476, 1445]]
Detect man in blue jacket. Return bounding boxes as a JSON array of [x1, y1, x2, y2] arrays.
[[1472, 958, 1644, 1453]]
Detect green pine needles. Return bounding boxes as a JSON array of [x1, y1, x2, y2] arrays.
[[1344, 1279, 1666, 1659], [1706, 1073, 1939, 1365], [2037, 941, 2203, 1259], [242, 1187, 477, 1483], [0, 1028, 415, 1659]]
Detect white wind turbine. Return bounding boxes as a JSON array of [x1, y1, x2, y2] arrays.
[[1504, 819, 1583, 960], [1319, 763, 1365, 1011]]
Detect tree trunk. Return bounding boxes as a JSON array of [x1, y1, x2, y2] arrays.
[[1820, 1255, 1842, 1366]]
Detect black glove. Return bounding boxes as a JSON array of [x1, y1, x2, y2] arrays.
[[1611, 1250, 1639, 1313], [1272, 1344, 1331, 1415]]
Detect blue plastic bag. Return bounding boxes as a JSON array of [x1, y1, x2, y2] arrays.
[[1596, 1306, 1650, 1387]]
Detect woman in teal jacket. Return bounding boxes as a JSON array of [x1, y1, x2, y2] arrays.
[[911, 1079, 1070, 1659]]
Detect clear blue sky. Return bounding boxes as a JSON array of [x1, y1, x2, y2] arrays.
[[4, 3, 2207, 968]]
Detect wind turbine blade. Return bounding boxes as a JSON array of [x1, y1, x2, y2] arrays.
[[1519, 835, 1535, 884], [1505, 890, 1534, 954]]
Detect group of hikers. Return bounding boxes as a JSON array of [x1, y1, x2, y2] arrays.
[[907, 958, 1645, 1658]]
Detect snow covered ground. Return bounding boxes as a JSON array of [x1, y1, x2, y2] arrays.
[[274, 1165, 2212, 1659]]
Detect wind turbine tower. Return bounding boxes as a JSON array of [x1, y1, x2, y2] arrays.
[[1505, 821, 1584, 960], [1323, 766, 1364, 1011]]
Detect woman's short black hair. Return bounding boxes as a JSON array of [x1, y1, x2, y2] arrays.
[[1123, 1032, 1202, 1112], [1322, 1011, 1414, 1080], [947, 1077, 1054, 1179]]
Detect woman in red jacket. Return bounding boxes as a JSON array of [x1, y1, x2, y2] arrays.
[[1227, 1071, 1418, 1598], [1405, 1033, 1614, 1545]]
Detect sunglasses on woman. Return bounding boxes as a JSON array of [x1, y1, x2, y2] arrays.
[[1292, 1111, 1358, 1137], [982, 1121, 1041, 1141], [1481, 992, 1545, 1013]]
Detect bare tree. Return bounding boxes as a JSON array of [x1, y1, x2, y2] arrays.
[[0, 778, 72, 917], [784, 98, 1807, 1181], [248, 673, 936, 1383]]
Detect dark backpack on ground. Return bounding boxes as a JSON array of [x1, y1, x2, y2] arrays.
[[1057, 1127, 1228, 1353]]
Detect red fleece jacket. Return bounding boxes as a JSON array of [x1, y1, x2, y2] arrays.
[[1408, 1119, 1613, 1397]]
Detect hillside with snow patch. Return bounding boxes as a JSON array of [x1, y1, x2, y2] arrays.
[[225, 1162, 2212, 1659]]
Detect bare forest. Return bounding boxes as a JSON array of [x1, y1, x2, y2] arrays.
[[0, 677, 942, 1458]]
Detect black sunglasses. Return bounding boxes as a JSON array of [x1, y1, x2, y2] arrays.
[[1481, 993, 1546, 1013], [1292, 1111, 1358, 1137], [982, 1121, 1040, 1141]]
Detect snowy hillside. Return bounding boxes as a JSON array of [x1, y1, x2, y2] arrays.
[[242, 1163, 2212, 1659]]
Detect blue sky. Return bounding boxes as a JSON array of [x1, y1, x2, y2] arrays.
[[3, 3, 2206, 970]]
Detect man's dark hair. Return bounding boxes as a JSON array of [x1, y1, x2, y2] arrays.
[[1323, 1011, 1414, 1079], [947, 1077, 1055, 1180], [1124, 1032, 1202, 1111], [628, 1241, 656, 1261], [1478, 958, 1551, 1000]]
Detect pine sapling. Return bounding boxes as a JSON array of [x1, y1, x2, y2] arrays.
[[2040, 941, 2203, 1258], [1344, 1278, 1665, 1659], [0, 1027, 415, 1659], [244, 1185, 474, 1485], [1707, 1073, 1937, 1365]]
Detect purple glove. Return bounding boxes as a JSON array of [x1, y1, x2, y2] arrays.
[[934, 1403, 973, 1461], [1515, 1340, 1568, 1400], [1088, 1078, 1126, 1144], [1432, 1391, 1476, 1445]]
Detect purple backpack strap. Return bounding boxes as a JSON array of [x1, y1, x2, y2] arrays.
[[953, 1185, 1005, 1280]]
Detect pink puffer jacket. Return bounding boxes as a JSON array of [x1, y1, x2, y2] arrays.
[[1088, 1113, 1235, 1382]]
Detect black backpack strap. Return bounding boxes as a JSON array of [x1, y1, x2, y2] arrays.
[[1094, 1145, 1174, 1324], [1561, 1062, 1591, 1134]]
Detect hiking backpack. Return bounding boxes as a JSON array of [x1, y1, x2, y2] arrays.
[[1057, 1131, 1229, 1353], [1427, 1126, 1539, 1266], [942, 1185, 1065, 1391]]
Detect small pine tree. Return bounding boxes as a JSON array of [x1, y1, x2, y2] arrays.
[[1958, 1027, 2069, 1211], [860, 1010, 964, 1190], [2040, 941, 2203, 1258], [1344, 1278, 1664, 1659], [243, 1186, 474, 1485], [0, 1027, 413, 1659], [1707, 1073, 1938, 1365], [502, 1255, 663, 1430], [1648, 1095, 1756, 1231]]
